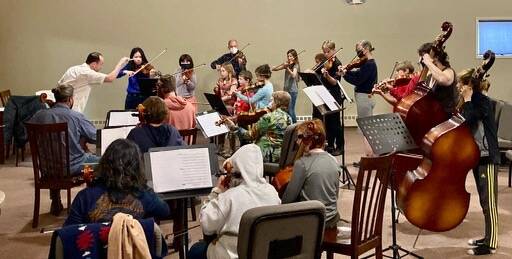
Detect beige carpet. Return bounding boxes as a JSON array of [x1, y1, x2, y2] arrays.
[[0, 128, 511, 258]]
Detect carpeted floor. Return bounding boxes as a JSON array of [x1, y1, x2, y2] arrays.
[[0, 128, 511, 258]]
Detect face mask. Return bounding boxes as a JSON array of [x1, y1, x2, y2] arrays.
[[230, 47, 238, 54], [357, 49, 365, 58]]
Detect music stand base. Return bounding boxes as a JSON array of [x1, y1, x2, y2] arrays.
[[339, 165, 356, 190]]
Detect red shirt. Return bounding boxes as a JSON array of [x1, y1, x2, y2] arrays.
[[389, 75, 420, 101]]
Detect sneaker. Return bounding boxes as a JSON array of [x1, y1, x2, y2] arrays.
[[467, 245, 496, 255], [468, 238, 485, 247]]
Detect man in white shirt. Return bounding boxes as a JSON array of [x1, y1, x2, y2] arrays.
[[58, 52, 129, 113]]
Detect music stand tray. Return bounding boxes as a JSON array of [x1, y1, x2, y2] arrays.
[[204, 93, 231, 116], [356, 113, 417, 155], [137, 78, 158, 97]]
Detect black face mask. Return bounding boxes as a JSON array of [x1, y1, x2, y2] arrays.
[[180, 63, 193, 70]]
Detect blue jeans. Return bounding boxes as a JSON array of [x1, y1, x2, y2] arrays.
[[125, 93, 148, 110], [188, 240, 208, 259], [288, 91, 298, 123]]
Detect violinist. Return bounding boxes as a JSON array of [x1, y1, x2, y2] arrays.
[[317, 40, 343, 156], [174, 54, 198, 107], [222, 91, 292, 163], [458, 70, 499, 255], [210, 39, 247, 76], [215, 63, 238, 109], [281, 119, 341, 229], [157, 74, 196, 130], [117, 47, 157, 109], [58, 52, 129, 113], [235, 64, 273, 109], [372, 60, 417, 106], [234, 70, 255, 115], [272, 49, 301, 123], [188, 144, 280, 259]]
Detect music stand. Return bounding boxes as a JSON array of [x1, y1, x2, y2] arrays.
[[300, 72, 355, 189], [138, 78, 158, 97], [204, 93, 231, 116], [357, 113, 422, 259], [104, 109, 139, 128]]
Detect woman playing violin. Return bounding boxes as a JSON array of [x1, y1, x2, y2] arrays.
[[272, 49, 301, 123], [118, 47, 157, 109], [372, 60, 418, 106], [174, 54, 198, 110]]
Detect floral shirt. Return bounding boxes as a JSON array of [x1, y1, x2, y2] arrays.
[[236, 108, 292, 163]]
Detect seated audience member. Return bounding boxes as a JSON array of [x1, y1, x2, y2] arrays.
[[29, 84, 99, 216], [281, 119, 341, 228], [223, 91, 292, 163], [127, 96, 185, 153], [157, 74, 196, 130], [188, 144, 281, 259], [64, 139, 170, 226]]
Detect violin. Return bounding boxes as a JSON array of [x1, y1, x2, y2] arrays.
[[373, 75, 413, 94], [215, 108, 270, 128], [131, 49, 167, 77], [312, 47, 343, 71], [82, 164, 97, 185], [239, 80, 265, 94], [343, 56, 368, 72]]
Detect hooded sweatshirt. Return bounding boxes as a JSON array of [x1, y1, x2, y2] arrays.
[[163, 94, 196, 130], [199, 144, 281, 259]]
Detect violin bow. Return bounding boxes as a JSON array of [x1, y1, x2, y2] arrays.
[[170, 63, 207, 77], [226, 43, 251, 64], [311, 47, 343, 71], [131, 48, 168, 77]]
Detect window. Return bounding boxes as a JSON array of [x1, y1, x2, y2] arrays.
[[477, 18, 512, 58]]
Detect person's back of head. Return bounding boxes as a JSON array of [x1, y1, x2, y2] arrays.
[[157, 74, 176, 98], [96, 139, 146, 201], [140, 96, 169, 124], [52, 84, 74, 104], [297, 119, 326, 154], [272, 91, 291, 111]]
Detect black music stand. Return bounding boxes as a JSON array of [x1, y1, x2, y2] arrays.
[[357, 113, 422, 259], [300, 72, 355, 189], [204, 93, 231, 116]]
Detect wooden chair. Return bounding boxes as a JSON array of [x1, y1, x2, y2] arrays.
[[0, 89, 10, 107], [322, 155, 392, 259], [0, 110, 4, 164], [178, 127, 199, 221], [25, 122, 84, 228]]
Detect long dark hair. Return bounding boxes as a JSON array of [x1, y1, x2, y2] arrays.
[[126, 47, 149, 71], [95, 139, 148, 202]]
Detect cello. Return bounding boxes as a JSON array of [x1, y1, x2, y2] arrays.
[[396, 51, 495, 232], [394, 22, 453, 146]]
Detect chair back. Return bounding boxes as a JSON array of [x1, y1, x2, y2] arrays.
[[0, 89, 11, 107], [497, 102, 512, 141], [25, 122, 70, 185], [238, 200, 325, 259], [349, 155, 392, 251], [178, 128, 198, 145], [279, 123, 299, 169]]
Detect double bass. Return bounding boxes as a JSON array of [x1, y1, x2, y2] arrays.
[[396, 53, 496, 232]]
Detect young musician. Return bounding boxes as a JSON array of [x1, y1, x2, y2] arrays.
[[157, 74, 196, 130], [29, 84, 99, 216], [58, 52, 129, 113], [210, 39, 247, 76], [126, 96, 185, 153], [175, 54, 198, 109], [234, 70, 255, 114], [235, 64, 273, 110], [188, 144, 280, 259], [214, 63, 238, 157], [224, 91, 292, 163], [372, 60, 418, 106], [281, 119, 341, 228], [64, 139, 170, 226], [458, 70, 499, 255], [117, 47, 157, 109], [317, 41, 343, 156], [272, 49, 301, 123]]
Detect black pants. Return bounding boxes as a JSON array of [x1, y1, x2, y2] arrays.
[[314, 105, 343, 151], [473, 162, 499, 248]]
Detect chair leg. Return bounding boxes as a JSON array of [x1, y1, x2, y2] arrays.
[[375, 244, 383, 259], [190, 197, 197, 221], [509, 162, 511, 188], [15, 148, 19, 167], [21, 146, 25, 162], [32, 188, 40, 228], [326, 251, 334, 259], [67, 188, 71, 213]]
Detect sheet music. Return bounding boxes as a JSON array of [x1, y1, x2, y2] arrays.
[[108, 111, 140, 127], [100, 126, 135, 155], [337, 81, 353, 103], [315, 85, 340, 111], [35, 90, 56, 102], [303, 85, 325, 107], [196, 112, 229, 138], [149, 148, 213, 193]]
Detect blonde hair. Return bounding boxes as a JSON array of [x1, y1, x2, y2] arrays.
[[272, 91, 291, 110], [322, 40, 336, 50], [221, 62, 235, 80]]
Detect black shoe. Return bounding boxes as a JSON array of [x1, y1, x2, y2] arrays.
[[467, 245, 496, 255], [332, 149, 343, 156], [326, 147, 335, 154], [50, 200, 64, 216], [468, 238, 485, 247]]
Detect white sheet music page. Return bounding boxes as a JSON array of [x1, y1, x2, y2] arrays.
[[196, 112, 229, 138], [315, 85, 340, 111], [303, 85, 325, 107], [150, 148, 213, 193], [108, 111, 140, 127], [100, 126, 135, 155]]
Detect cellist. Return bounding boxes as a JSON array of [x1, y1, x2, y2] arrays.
[[458, 69, 499, 256]]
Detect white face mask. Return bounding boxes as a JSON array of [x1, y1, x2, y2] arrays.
[[229, 47, 238, 54]]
